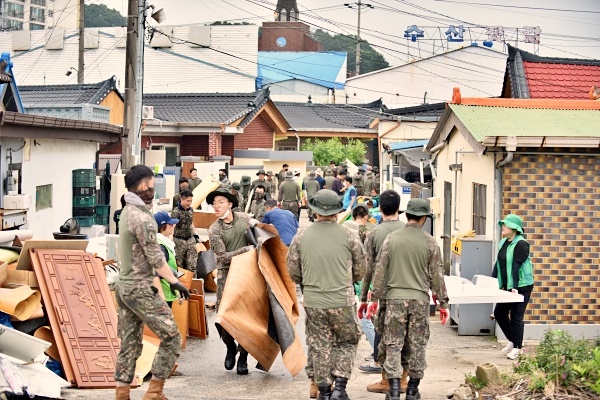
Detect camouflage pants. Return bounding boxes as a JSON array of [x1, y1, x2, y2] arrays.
[[305, 313, 314, 378], [174, 237, 198, 274], [375, 300, 410, 375], [382, 299, 429, 379], [281, 201, 299, 219], [305, 306, 362, 386], [114, 283, 181, 383]]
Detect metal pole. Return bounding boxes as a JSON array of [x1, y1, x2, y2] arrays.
[[356, 0, 361, 76], [134, 1, 146, 159], [77, 0, 84, 84]]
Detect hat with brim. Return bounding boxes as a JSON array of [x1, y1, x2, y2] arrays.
[[256, 169, 266, 176], [402, 198, 432, 217], [232, 182, 241, 191], [308, 189, 343, 216], [498, 214, 524, 234], [315, 168, 323, 175], [308, 171, 316, 178], [154, 211, 179, 227], [206, 189, 239, 209], [240, 176, 251, 185], [266, 171, 274, 176]]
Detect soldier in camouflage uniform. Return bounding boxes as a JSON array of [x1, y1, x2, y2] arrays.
[[230, 182, 244, 212], [287, 190, 366, 400], [114, 165, 190, 400], [356, 190, 409, 394], [171, 189, 197, 274], [304, 171, 320, 222], [278, 170, 301, 220], [266, 171, 278, 198], [371, 198, 449, 400], [240, 176, 252, 210], [353, 167, 366, 197], [323, 168, 335, 190], [250, 184, 267, 222], [217, 168, 232, 191], [207, 189, 258, 375], [252, 169, 271, 197]]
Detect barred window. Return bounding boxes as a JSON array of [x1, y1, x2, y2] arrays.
[[473, 183, 486, 235]]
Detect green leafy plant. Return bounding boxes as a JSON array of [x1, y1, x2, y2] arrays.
[[465, 373, 486, 390], [572, 347, 600, 395], [301, 137, 367, 166], [535, 329, 591, 386]]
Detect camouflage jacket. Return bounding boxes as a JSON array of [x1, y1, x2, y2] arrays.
[[171, 204, 194, 239], [250, 197, 266, 222], [371, 223, 449, 307], [251, 178, 271, 194], [118, 192, 166, 288], [208, 212, 251, 269], [231, 192, 244, 212], [287, 220, 366, 308]]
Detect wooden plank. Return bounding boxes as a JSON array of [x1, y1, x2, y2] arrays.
[[172, 300, 189, 349], [188, 293, 206, 339]]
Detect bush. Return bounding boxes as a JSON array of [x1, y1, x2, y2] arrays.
[[301, 137, 366, 166]]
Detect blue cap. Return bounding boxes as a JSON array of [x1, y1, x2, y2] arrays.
[[154, 211, 179, 227]]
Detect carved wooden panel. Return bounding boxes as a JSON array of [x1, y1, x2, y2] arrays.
[[31, 249, 119, 388], [188, 293, 206, 339]]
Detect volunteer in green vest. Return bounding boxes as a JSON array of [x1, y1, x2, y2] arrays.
[[154, 211, 180, 308], [492, 214, 533, 361]]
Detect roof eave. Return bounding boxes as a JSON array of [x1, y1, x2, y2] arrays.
[[482, 136, 600, 148]]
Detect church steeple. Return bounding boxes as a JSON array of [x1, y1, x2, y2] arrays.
[[275, 0, 299, 22]]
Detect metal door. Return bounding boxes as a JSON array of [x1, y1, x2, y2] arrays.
[[442, 181, 452, 275]]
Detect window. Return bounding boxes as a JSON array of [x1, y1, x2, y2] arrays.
[[150, 144, 179, 167], [31, 0, 46, 5], [7, 3, 25, 18], [48, 10, 53, 17], [472, 183, 486, 235], [30, 7, 45, 22], [7, 19, 23, 30], [30, 23, 45, 30], [36, 184, 53, 211]]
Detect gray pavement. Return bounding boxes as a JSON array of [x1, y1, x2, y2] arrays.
[[62, 210, 515, 400]]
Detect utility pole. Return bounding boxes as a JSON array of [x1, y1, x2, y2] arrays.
[[122, 0, 146, 170], [77, 0, 84, 84], [345, 1, 373, 76]]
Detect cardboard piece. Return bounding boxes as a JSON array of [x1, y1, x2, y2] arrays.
[[16, 240, 89, 270], [0, 286, 41, 320], [204, 271, 217, 293], [6, 269, 38, 288], [178, 268, 193, 290], [191, 177, 220, 210], [134, 335, 160, 386], [0, 325, 50, 362], [193, 211, 217, 229], [33, 326, 61, 362], [0, 262, 6, 285]]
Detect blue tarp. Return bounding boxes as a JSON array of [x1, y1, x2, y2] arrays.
[[257, 51, 346, 90], [388, 140, 429, 152]]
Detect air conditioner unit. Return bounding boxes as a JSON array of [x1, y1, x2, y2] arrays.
[[142, 105, 154, 120]]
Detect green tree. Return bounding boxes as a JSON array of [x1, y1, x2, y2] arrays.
[[84, 4, 125, 27], [301, 137, 367, 166], [311, 29, 389, 75]]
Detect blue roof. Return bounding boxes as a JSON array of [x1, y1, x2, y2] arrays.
[[257, 52, 346, 90], [388, 140, 429, 152]]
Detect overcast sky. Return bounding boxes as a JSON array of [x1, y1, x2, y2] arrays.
[[99, 0, 600, 63]]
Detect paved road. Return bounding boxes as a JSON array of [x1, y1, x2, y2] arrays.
[[63, 210, 515, 400]]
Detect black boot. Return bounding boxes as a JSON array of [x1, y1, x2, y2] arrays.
[[317, 385, 332, 400], [385, 378, 401, 400], [405, 378, 421, 400], [330, 377, 350, 400], [237, 345, 249, 375], [224, 342, 237, 370]]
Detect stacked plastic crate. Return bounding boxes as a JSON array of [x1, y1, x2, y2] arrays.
[[72, 169, 97, 227]]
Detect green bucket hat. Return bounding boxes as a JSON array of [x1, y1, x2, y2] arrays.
[[308, 189, 343, 216], [240, 176, 252, 185], [372, 166, 379, 173], [256, 169, 266, 176], [403, 198, 432, 217], [231, 182, 241, 191], [498, 214, 523, 234]]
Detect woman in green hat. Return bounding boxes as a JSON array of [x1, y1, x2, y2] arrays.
[[491, 214, 534, 360]]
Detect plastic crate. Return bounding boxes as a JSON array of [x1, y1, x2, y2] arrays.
[[96, 214, 110, 226], [74, 216, 95, 227], [73, 195, 96, 207], [73, 207, 96, 217], [72, 169, 96, 187], [96, 205, 110, 217], [73, 186, 96, 196]]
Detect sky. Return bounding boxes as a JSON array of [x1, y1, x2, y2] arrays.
[[97, 0, 600, 64]]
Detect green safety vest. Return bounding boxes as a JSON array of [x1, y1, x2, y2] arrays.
[[496, 235, 534, 290], [158, 236, 179, 302]]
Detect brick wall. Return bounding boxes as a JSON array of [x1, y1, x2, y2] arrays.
[[502, 151, 600, 325], [181, 135, 209, 158], [235, 116, 274, 150], [222, 136, 235, 163]]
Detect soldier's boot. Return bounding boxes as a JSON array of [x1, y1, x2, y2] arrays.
[[405, 378, 421, 400], [142, 379, 168, 400], [224, 342, 238, 371], [330, 377, 350, 400], [236, 345, 249, 375], [366, 371, 389, 393], [400, 370, 409, 393], [310, 379, 318, 398], [115, 385, 130, 400], [317, 385, 332, 400], [385, 378, 400, 400]]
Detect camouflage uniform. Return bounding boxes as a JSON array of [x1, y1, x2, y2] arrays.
[[353, 173, 365, 197], [304, 176, 320, 221], [323, 171, 335, 190], [172, 204, 197, 274], [267, 176, 278, 198], [251, 178, 271, 195], [218, 177, 232, 191], [114, 192, 181, 383], [250, 197, 267, 222], [231, 191, 244, 213], [371, 223, 448, 380], [279, 179, 301, 219], [287, 220, 366, 386]]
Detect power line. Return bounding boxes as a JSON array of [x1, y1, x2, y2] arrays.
[[431, 0, 600, 14]]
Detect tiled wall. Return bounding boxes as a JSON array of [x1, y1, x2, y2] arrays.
[[502, 151, 600, 324]]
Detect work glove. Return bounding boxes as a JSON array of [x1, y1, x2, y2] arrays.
[[357, 302, 368, 319], [366, 302, 378, 320], [193, 234, 200, 244], [245, 245, 256, 252], [249, 218, 259, 228], [170, 281, 190, 300], [439, 307, 449, 325]]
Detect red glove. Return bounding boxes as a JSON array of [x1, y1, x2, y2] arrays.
[[366, 302, 378, 319], [439, 308, 449, 325], [357, 302, 368, 319]]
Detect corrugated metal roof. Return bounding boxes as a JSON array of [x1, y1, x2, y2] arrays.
[[257, 51, 346, 90], [448, 104, 600, 141]]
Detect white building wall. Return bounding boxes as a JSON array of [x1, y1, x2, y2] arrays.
[[432, 130, 497, 250], [344, 46, 507, 109], [1, 25, 257, 93], [21, 138, 97, 239], [267, 80, 330, 103]]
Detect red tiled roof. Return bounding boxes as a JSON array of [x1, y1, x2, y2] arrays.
[[523, 62, 600, 100]]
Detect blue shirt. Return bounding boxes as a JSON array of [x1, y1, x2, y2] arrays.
[[342, 186, 356, 210], [316, 176, 325, 189], [262, 208, 299, 246]]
